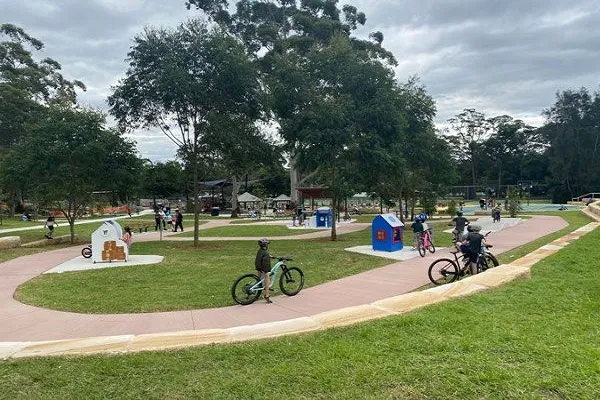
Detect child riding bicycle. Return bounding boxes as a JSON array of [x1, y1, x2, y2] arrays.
[[452, 224, 485, 275], [410, 216, 424, 250], [450, 211, 469, 243]]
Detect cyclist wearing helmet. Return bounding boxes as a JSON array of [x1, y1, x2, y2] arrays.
[[451, 211, 469, 242], [410, 216, 424, 250], [255, 238, 273, 303], [458, 224, 483, 275]]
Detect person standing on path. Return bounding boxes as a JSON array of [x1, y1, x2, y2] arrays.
[[158, 207, 167, 230], [122, 226, 133, 248], [174, 208, 184, 232], [154, 208, 162, 231]]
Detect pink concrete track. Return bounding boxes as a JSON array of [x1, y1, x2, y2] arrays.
[[0, 216, 567, 342]]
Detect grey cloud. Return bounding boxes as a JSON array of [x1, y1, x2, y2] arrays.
[[2, 0, 599, 159], [352, 0, 600, 124]]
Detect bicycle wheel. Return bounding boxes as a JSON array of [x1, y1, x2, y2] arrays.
[[231, 274, 262, 305], [279, 266, 304, 296], [428, 258, 459, 285], [81, 247, 92, 258], [428, 243, 436, 254], [418, 244, 426, 257], [485, 253, 499, 268], [477, 256, 489, 273]]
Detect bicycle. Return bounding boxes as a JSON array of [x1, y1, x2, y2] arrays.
[[231, 256, 305, 305], [81, 244, 92, 258], [416, 229, 436, 257], [427, 236, 499, 285]]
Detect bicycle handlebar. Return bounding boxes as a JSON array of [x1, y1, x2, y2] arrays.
[[271, 256, 293, 261]]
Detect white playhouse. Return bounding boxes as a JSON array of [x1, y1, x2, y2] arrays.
[[91, 220, 128, 263]]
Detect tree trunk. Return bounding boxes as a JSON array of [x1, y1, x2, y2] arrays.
[[192, 150, 200, 248], [398, 191, 404, 223], [470, 143, 477, 186], [289, 153, 300, 203], [330, 197, 337, 241], [230, 176, 241, 217], [497, 161, 502, 200]]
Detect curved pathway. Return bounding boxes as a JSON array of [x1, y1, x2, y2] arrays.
[[0, 216, 568, 343]]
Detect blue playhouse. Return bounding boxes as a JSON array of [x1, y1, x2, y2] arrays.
[[372, 214, 404, 252]]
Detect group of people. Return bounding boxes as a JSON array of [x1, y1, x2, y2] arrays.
[[154, 207, 184, 232]]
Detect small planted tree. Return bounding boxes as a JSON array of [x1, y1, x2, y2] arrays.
[[446, 199, 457, 218], [506, 186, 521, 218], [109, 19, 263, 247]]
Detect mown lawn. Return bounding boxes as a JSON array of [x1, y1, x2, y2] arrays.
[[15, 227, 385, 312], [1, 218, 598, 399], [172, 224, 321, 237], [0, 214, 206, 247]]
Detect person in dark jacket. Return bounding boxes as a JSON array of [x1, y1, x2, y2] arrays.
[[255, 238, 272, 303], [174, 208, 184, 232]]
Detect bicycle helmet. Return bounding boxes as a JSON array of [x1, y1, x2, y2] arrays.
[[457, 211, 463, 216], [470, 224, 482, 233], [258, 238, 270, 247]]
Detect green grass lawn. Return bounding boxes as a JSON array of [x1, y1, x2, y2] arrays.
[[15, 227, 387, 312], [172, 224, 321, 237], [1, 218, 598, 399], [0, 215, 44, 229], [0, 221, 101, 244], [0, 214, 209, 246]]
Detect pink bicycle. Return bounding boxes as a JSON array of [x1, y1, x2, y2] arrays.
[[417, 229, 436, 257]]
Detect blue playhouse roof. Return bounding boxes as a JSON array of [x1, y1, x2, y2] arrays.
[[375, 213, 404, 227]]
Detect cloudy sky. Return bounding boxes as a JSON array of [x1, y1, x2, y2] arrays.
[[2, 0, 599, 161]]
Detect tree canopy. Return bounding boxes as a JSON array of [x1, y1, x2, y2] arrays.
[[108, 19, 267, 245], [0, 24, 85, 150], [0, 107, 140, 241]]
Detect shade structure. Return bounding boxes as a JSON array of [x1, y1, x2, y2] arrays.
[[237, 192, 263, 203], [273, 194, 291, 202]]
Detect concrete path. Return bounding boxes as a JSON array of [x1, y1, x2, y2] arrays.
[[0, 215, 567, 343]]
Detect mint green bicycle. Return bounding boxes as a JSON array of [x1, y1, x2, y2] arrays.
[[231, 256, 304, 305]]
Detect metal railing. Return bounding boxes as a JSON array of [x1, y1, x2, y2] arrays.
[[572, 193, 600, 202]]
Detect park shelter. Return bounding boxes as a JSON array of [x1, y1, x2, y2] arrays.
[[238, 192, 263, 209], [296, 186, 330, 209], [372, 214, 404, 252], [272, 194, 291, 207]]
